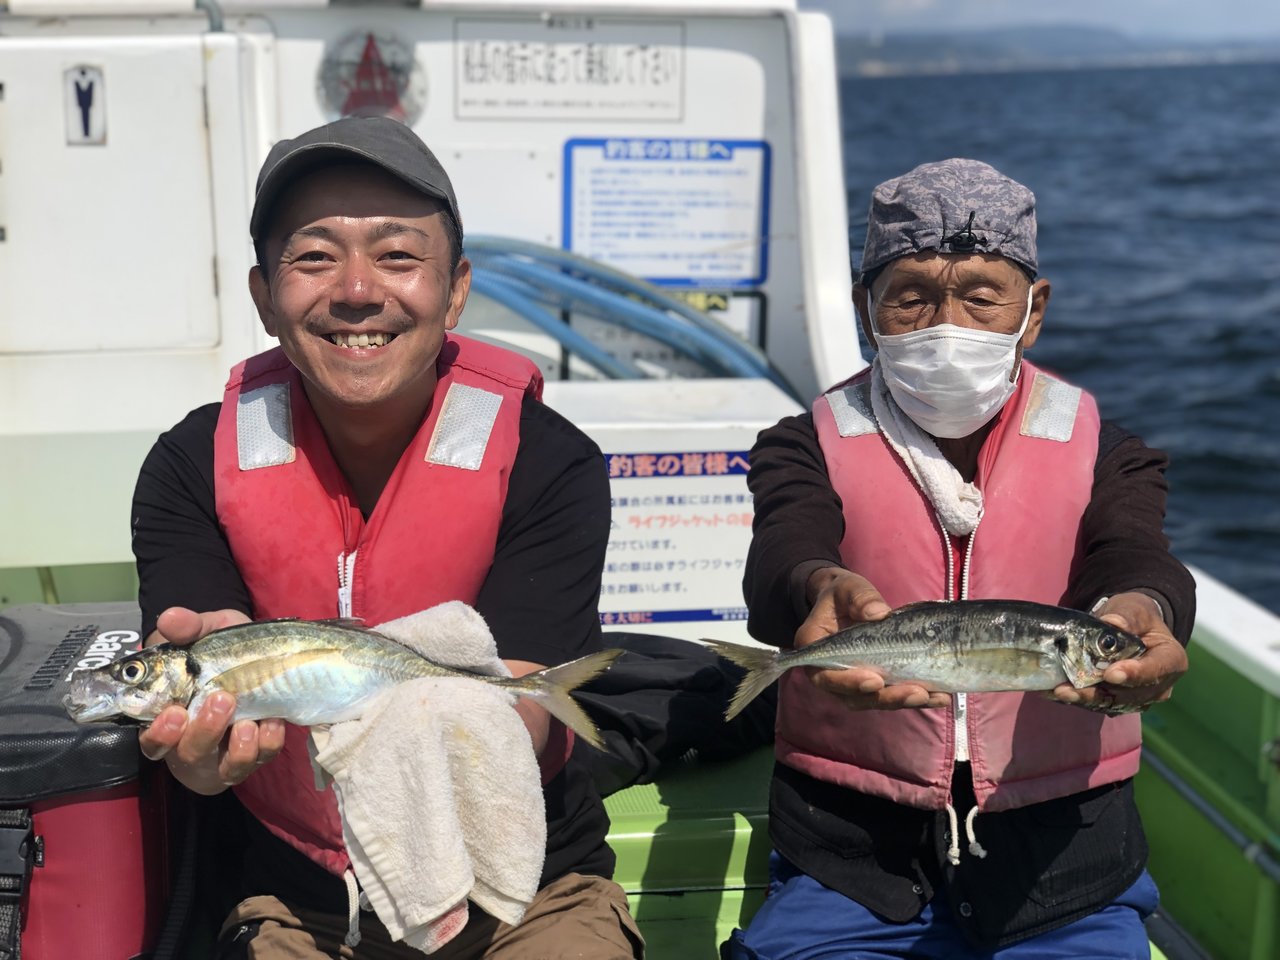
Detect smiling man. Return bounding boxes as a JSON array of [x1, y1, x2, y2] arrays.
[[129, 118, 642, 959]]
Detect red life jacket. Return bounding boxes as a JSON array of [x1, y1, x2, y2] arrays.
[[779, 361, 1142, 813], [213, 334, 546, 875]]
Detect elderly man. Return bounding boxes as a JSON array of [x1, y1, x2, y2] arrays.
[[130, 117, 642, 959], [726, 159, 1193, 958]]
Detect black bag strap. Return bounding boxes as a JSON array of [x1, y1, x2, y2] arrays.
[[149, 783, 202, 960], [0, 808, 40, 960]]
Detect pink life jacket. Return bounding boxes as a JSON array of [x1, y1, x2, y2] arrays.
[[779, 361, 1142, 813], [213, 334, 546, 875]]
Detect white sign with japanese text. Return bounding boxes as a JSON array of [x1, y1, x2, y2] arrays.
[[600, 449, 753, 628], [564, 137, 771, 287], [454, 17, 684, 121]]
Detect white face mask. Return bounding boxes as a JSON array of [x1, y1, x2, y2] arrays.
[[870, 287, 1034, 439]]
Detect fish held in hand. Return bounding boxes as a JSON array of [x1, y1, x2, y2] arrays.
[[62, 617, 622, 749], [705, 599, 1146, 721]]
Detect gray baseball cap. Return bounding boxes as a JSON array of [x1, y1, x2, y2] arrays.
[[249, 116, 461, 243], [859, 158, 1037, 281]]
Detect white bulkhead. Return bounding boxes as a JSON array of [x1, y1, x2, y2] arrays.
[[0, 0, 862, 641]]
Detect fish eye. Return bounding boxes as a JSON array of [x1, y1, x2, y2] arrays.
[[119, 659, 148, 684], [1101, 636, 1117, 653]]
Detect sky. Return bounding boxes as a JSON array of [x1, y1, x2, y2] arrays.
[[796, 0, 1280, 42]]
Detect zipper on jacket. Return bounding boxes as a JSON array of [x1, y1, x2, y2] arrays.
[[952, 516, 982, 763], [934, 514, 970, 762], [337, 550, 358, 618], [335, 483, 363, 619]]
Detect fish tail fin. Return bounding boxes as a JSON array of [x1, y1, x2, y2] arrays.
[[502, 648, 624, 751], [701, 639, 784, 722]]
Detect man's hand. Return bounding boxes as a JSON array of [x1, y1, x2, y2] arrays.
[[798, 567, 950, 711], [137, 607, 287, 795], [1049, 592, 1187, 715]]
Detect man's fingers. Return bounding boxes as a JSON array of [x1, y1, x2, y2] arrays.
[[856, 596, 892, 622], [1095, 593, 1166, 638], [875, 684, 945, 710], [219, 721, 265, 784], [1102, 637, 1187, 688], [832, 573, 890, 623], [811, 666, 882, 695], [811, 668, 945, 711], [136, 683, 283, 794], [173, 692, 236, 765], [796, 570, 889, 649], [795, 599, 843, 649], [138, 706, 188, 761], [202, 609, 253, 634], [1050, 677, 1173, 715], [152, 607, 251, 648], [1097, 613, 1132, 633], [874, 684, 949, 710], [153, 607, 205, 647], [256, 719, 288, 763]]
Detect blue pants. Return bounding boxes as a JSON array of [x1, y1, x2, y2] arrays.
[[723, 852, 1160, 960]]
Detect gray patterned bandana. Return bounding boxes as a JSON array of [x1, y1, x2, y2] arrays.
[[859, 158, 1038, 280]]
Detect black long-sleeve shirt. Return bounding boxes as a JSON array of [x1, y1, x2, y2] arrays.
[[130, 394, 615, 910], [743, 410, 1196, 948]]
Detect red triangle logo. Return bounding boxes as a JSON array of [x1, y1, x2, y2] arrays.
[[342, 33, 405, 120]]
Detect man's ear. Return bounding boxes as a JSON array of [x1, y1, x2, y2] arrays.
[[1021, 278, 1050, 351], [248, 265, 277, 338], [444, 257, 472, 332], [852, 283, 875, 346]]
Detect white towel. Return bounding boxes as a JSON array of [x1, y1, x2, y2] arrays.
[[308, 602, 547, 954], [869, 359, 985, 536]]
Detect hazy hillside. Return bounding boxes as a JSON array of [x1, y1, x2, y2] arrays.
[[837, 25, 1280, 75]]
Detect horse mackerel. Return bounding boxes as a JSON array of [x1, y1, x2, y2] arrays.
[[704, 599, 1146, 721], [63, 617, 622, 749]]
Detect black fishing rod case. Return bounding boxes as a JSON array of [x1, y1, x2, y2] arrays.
[[0, 602, 186, 960]]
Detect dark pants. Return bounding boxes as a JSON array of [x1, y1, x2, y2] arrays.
[[723, 851, 1158, 960]]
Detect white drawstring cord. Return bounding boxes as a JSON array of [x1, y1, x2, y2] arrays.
[[343, 869, 362, 948], [964, 805, 988, 859], [945, 803, 961, 865], [944, 803, 988, 864]]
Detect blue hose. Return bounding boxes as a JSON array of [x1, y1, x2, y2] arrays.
[[480, 257, 747, 378], [470, 273, 643, 380], [466, 235, 798, 398], [468, 236, 757, 348]]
